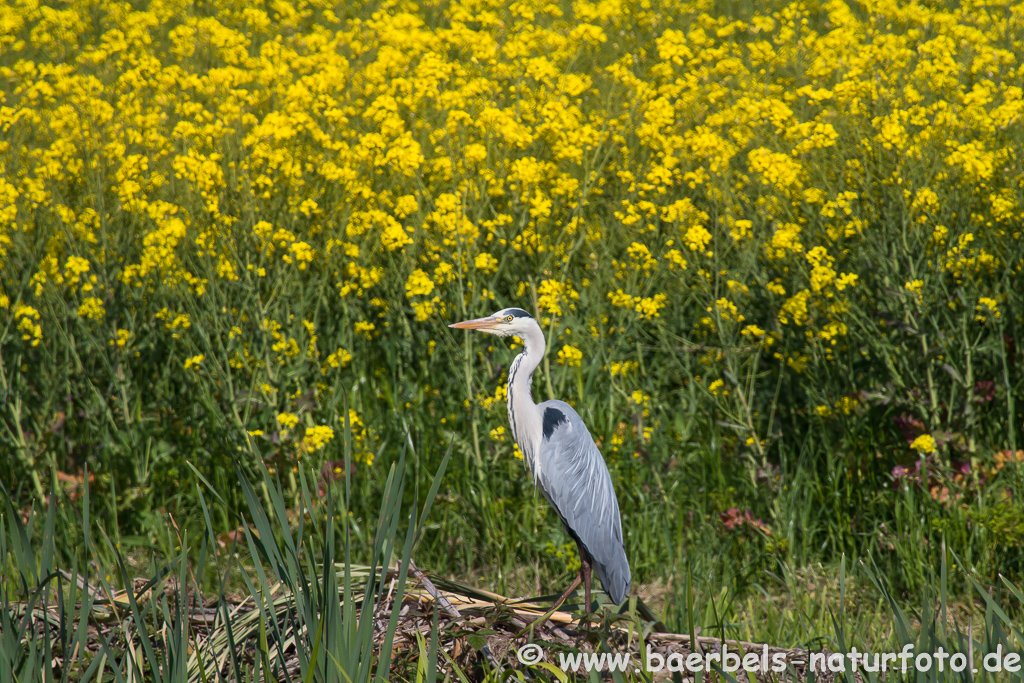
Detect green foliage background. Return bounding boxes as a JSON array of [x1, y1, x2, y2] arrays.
[[1, 0, 1024, 636]]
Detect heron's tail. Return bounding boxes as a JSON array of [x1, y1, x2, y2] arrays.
[[595, 551, 631, 605]]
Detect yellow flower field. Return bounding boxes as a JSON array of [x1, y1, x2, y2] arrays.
[[1, 0, 1023, 588]]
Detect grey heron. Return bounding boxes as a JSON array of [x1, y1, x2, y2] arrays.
[[450, 307, 631, 615]]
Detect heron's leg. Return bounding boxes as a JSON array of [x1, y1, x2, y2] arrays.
[[552, 573, 583, 614], [581, 556, 592, 614], [521, 574, 581, 634]]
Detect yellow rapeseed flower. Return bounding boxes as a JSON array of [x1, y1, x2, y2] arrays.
[[326, 347, 352, 368], [630, 390, 650, 407], [709, 298, 743, 322], [836, 396, 859, 415], [779, 290, 811, 325], [277, 412, 300, 430], [412, 299, 438, 321], [910, 434, 937, 454], [286, 241, 314, 269], [665, 249, 688, 270], [64, 256, 91, 286], [405, 269, 435, 298], [635, 294, 667, 320], [609, 361, 638, 377], [557, 344, 583, 367], [301, 425, 334, 452], [835, 273, 859, 291], [537, 279, 579, 316], [474, 253, 498, 273], [684, 224, 712, 253], [975, 297, 1000, 322], [77, 297, 105, 320], [627, 242, 656, 272], [111, 329, 131, 348], [14, 304, 42, 346]]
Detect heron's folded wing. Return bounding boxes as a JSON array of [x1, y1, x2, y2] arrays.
[[537, 400, 631, 604]]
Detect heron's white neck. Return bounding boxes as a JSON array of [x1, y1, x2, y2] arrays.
[[506, 320, 545, 471]]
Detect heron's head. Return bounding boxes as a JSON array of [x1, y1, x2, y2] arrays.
[[449, 307, 534, 337]]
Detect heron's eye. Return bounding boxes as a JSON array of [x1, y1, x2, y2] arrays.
[[505, 315, 513, 322]]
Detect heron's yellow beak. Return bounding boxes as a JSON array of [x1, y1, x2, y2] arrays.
[[449, 316, 499, 330]]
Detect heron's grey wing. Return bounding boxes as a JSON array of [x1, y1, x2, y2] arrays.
[[536, 400, 631, 604]]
